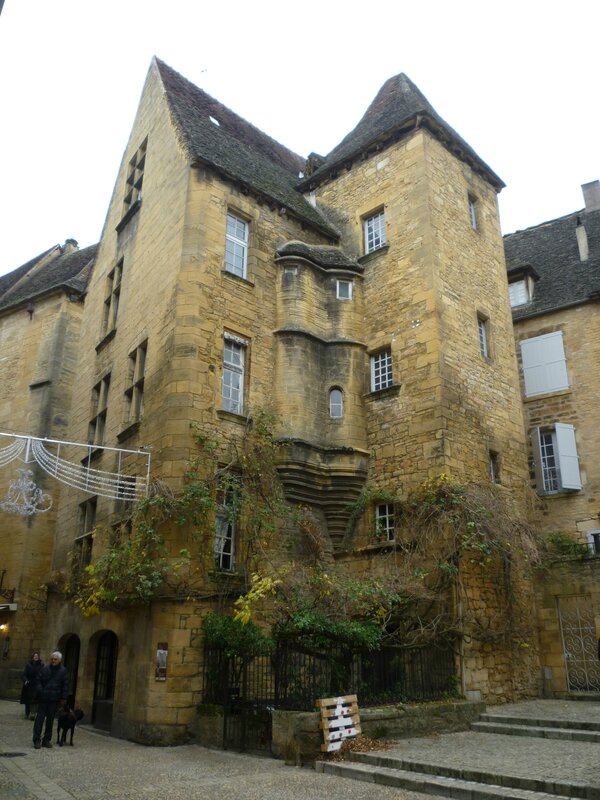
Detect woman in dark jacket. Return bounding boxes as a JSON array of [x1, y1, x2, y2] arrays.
[[20, 651, 43, 719]]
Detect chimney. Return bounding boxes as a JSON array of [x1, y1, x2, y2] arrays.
[[61, 238, 79, 255], [582, 180, 600, 212], [576, 216, 589, 261]]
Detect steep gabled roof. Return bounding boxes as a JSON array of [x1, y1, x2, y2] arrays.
[[299, 74, 504, 191], [154, 58, 338, 240], [0, 243, 97, 314], [504, 208, 600, 320]]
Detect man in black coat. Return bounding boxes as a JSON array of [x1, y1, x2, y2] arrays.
[[32, 651, 69, 749]]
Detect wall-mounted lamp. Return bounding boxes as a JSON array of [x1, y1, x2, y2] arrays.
[[0, 624, 8, 633]]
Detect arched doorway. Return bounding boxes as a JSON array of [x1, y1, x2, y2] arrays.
[[92, 631, 118, 731], [60, 634, 80, 708]]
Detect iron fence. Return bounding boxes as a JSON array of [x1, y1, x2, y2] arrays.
[[202, 641, 456, 712]]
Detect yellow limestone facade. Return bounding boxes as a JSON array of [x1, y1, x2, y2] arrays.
[[506, 189, 600, 698], [0, 60, 543, 742]]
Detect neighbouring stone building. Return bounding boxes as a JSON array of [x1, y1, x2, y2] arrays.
[[505, 181, 600, 697], [0, 242, 95, 693], [0, 58, 572, 743]]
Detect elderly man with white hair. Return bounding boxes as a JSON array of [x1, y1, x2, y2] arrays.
[[32, 650, 69, 749]]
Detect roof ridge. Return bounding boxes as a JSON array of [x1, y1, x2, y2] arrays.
[[504, 208, 586, 239]]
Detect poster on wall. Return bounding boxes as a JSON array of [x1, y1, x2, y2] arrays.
[[155, 642, 168, 680]]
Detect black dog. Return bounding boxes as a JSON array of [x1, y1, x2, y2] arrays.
[[56, 707, 84, 746]]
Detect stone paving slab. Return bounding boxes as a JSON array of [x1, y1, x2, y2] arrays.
[[380, 728, 600, 786], [0, 700, 440, 800], [484, 699, 600, 723]]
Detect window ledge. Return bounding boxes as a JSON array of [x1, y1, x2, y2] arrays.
[[217, 409, 248, 424], [358, 244, 389, 264], [96, 328, 116, 353], [117, 421, 141, 443], [116, 199, 142, 233], [221, 269, 255, 287], [537, 488, 581, 498], [364, 384, 401, 400], [81, 448, 103, 466], [524, 388, 572, 402]]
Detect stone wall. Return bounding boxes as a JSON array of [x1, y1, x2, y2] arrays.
[[514, 304, 600, 541], [534, 556, 600, 697], [270, 700, 485, 765]]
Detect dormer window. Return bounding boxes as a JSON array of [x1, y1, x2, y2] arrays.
[[507, 265, 539, 309], [509, 279, 531, 308]]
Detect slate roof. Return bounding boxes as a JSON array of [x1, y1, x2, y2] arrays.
[[276, 241, 362, 273], [298, 74, 504, 191], [154, 59, 339, 240], [0, 243, 97, 314], [504, 207, 600, 320]]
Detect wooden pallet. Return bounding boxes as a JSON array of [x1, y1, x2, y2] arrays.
[[316, 694, 361, 752]]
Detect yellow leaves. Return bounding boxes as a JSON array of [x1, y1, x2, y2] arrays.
[[233, 567, 288, 624]]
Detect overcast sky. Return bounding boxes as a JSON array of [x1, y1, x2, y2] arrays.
[[0, 1, 598, 277]]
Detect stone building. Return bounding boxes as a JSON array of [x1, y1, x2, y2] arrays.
[[0, 241, 95, 693], [505, 181, 600, 697], [0, 59, 538, 742]]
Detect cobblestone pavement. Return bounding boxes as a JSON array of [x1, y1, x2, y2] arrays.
[[2, 698, 599, 799], [0, 700, 423, 800]]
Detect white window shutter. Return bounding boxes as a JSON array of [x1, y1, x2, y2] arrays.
[[520, 332, 569, 397], [555, 423, 582, 491], [530, 427, 546, 494]]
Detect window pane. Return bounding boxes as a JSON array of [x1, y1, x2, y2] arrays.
[[509, 280, 529, 307], [329, 389, 343, 417], [225, 214, 248, 277], [364, 211, 386, 253], [478, 318, 488, 358], [371, 350, 393, 391], [376, 503, 395, 540], [336, 280, 352, 300]]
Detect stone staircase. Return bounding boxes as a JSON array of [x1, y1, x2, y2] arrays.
[[315, 703, 600, 800], [472, 711, 600, 743]]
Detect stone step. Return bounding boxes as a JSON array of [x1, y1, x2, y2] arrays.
[[315, 759, 574, 800], [348, 751, 593, 799], [472, 720, 600, 742], [478, 712, 600, 732]]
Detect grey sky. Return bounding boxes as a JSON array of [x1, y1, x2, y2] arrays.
[[0, 0, 598, 276]]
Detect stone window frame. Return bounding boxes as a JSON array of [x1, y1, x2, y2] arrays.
[[224, 211, 249, 279], [222, 332, 248, 416], [88, 373, 111, 446], [329, 387, 344, 418], [124, 340, 148, 426], [468, 194, 478, 231], [375, 503, 395, 541], [73, 496, 97, 575], [102, 259, 123, 337], [336, 279, 353, 300], [531, 423, 582, 495], [363, 208, 386, 255], [370, 348, 393, 392], [477, 313, 490, 360], [123, 138, 147, 212], [587, 531, 600, 556], [214, 476, 240, 572], [489, 450, 501, 484]]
